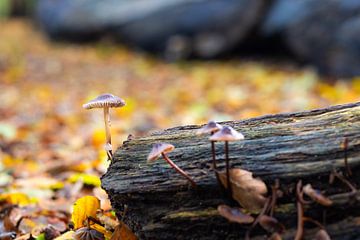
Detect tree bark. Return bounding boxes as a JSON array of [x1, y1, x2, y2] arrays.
[[102, 102, 360, 239]]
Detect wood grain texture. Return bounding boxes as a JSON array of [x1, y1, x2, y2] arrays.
[[102, 102, 360, 239]]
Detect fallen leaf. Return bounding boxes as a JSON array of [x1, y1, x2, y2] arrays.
[[219, 169, 268, 211], [111, 223, 138, 240], [54, 231, 75, 240], [73, 227, 105, 240], [71, 196, 100, 230]]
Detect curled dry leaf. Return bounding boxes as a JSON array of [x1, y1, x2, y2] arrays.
[[217, 204, 254, 224], [110, 223, 138, 240], [73, 227, 105, 240], [258, 215, 285, 234], [314, 229, 331, 240], [303, 184, 333, 207], [219, 169, 268, 211], [71, 196, 100, 230]]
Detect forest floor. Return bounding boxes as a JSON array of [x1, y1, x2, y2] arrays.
[[0, 19, 360, 239]]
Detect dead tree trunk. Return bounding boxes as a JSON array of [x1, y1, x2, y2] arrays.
[[102, 102, 360, 240]]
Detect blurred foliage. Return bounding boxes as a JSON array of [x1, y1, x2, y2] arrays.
[[0, 0, 10, 18]]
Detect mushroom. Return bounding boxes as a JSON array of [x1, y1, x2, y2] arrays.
[[210, 126, 244, 197], [147, 143, 196, 188], [217, 204, 254, 224], [196, 121, 223, 183], [83, 93, 125, 160]]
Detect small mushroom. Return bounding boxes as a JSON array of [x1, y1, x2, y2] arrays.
[[217, 204, 254, 224], [303, 184, 333, 206], [210, 126, 244, 197], [147, 143, 197, 188], [196, 121, 223, 184], [258, 215, 285, 234], [73, 227, 105, 240], [314, 229, 331, 240], [83, 94, 125, 160]]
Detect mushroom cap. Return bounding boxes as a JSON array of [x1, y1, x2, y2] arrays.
[[196, 121, 223, 135], [83, 93, 126, 109], [209, 126, 244, 141], [217, 204, 254, 224], [147, 143, 175, 162]]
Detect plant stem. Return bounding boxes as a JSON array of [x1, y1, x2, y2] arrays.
[[225, 141, 232, 197], [103, 107, 113, 160], [161, 153, 197, 188]]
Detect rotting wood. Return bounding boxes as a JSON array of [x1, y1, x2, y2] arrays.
[[102, 101, 360, 239]]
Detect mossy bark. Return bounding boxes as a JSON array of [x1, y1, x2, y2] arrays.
[[102, 102, 360, 239]]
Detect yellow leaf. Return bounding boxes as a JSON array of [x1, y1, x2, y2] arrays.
[[68, 173, 101, 187], [91, 223, 112, 239], [0, 192, 31, 206], [92, 129, 106, 148], [71, 196, 101, 230]]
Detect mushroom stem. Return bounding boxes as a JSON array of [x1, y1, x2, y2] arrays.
[[225, 141, 232, 197], [103, 107, 113, 160], [161, 153, 197, 188], [295, 180, 304, 240], [210, 131, 221, 187]]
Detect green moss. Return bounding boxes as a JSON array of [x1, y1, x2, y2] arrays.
[[163, 208, 218, 220]]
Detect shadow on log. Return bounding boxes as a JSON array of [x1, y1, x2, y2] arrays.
[[102, 102, 360, 239]]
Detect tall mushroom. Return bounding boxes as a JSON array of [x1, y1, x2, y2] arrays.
[[147, 143, 197, 188], [83, 93, 125, 161], [196, 121, 223, 184], [210, 126, 244, 197]]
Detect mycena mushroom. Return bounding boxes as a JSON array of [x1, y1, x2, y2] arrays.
[[83, 93, 125, 161], [197, 121, 223, 184], [210, 126, 244, 197], [147, 143, 197, 188]]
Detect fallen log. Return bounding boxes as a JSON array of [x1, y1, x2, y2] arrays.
[[102, 101, 360, 239]]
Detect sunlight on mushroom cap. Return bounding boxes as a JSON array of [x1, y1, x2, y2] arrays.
[[209, 126, 244, 141], [217, 204, 254, 224], [83, 93, 126, 109], [196, 121, 223, 135], [147, 143, 175, 163]]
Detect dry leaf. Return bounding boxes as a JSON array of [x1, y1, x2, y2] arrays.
[[217, 204, 254, 224], [71, 196, 100, 230], [303, 184, 333, 206], [111, 223, 138, 240], [219, 169, 268, 211], [96, 209, 118, 231], [54, 231, 75, 240], [73, 227, 105, 240]]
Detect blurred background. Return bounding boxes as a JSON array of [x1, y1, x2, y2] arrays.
[[0, 0, 360, 230], [1, 0, 360, 187]]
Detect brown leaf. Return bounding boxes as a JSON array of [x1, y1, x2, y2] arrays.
[[217, 204, 254, 224], [73, 227, 105, 240], [96, 209, 118, 231], [303, 184, 333, 206], [258, 215, 285, 234], [219, 169, 268, 211], [110, 223, 138, 240]]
